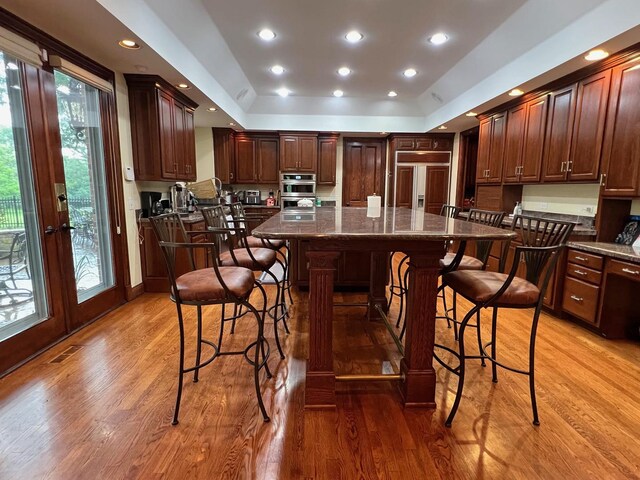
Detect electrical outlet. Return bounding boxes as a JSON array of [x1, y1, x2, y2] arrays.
[[583, 206, 594, 214]]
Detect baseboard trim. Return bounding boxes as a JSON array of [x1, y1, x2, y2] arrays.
[[125, 283, 145, 302]]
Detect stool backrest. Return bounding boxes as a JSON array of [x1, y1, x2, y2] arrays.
[[467, 209, 505, 267], [440, 204, 461, 219], [149, 213, 196, 290]]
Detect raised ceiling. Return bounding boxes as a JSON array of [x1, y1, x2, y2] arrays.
[[3, 0, 640, 132]]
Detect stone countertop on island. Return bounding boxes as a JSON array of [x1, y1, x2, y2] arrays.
[[567, 241, 640, 264]]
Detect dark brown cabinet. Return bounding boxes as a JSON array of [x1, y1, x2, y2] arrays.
[[125, 75, 198, 182], [542, 84, 576, 182], [389, 135, 452, 151], [476, 113, 505, 184], [317, 134, 338, 185], [234, 134, 279, 184], [279, 134, 318, 172], [601, 57, 640, 196], [213, 128, 235, 183]]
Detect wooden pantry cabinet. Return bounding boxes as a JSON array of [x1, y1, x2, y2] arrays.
[[125, 75, 198, 182], [317, 134, 338, 185], [476, 113, 506, 184]]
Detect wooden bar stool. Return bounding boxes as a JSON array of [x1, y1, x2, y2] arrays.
[[436, 215, 575, 427], [149, 213, 271, 424]]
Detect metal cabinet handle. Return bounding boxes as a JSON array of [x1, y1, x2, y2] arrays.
[[567, 160, 573, 172], [570, 295, 583, 302], [622, 268, 640, 276], [574, 256, 588, 262], [573, 269, 587, 276], [600, 173, 607, 186], [560, 161, 565, 173], [230, 172, 234, 180]]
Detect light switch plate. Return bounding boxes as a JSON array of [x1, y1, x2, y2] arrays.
[[124, 166, 135, 181]]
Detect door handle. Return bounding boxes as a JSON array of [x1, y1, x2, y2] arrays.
[[60, 223, 76, 232], [45, 225, 58, 235]]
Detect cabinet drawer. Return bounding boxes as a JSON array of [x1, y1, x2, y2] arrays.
[[567, 249, 603, 270], [607, 259, 640, 282], [562, 277, 600, 324], [566, 262, 602, 285]]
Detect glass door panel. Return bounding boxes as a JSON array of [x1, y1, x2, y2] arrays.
[[0, 53, 48, 341], [53, 71, 114, 303]]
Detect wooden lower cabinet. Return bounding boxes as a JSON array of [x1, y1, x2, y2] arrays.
[[562, 277, 600, 325]]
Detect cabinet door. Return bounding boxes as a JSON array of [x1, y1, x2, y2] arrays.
[[157, 91, 177, 179], [542, 84, 576, 182], [396, 138, 415, 150], [520, 95, 547, 183], [424, 165, 450, 214], [317, 136, 337, 185], [257, 138, 279, 183], [503, 104, 526, 183], [280, 136, 299, 171], [173, 102, 186, 179], [486, 113, 506, 184], [213, 128, 235, 184], [601, 58, 640, 196], [235, 137, 257, 183], [476, 118, 492, 183], [395, 166, 414, 208], [415, 138, 432, 150], [298, 136, 318, 172], [568, 70, 611, 182], [183, 108, 196, 180]]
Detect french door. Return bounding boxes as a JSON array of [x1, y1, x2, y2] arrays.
[[0, 51, 125, 372]]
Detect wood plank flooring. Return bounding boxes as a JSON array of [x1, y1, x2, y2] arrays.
[[0, 279, 639, 479]]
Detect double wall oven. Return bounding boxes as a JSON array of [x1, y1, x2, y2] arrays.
[[280, 173, 316, 210]]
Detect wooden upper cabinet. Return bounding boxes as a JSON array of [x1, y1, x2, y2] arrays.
[[503, 103, 527, 183], [317, 135, 338, 185], [125, 75, 198, 182], [257, 138, 279, 183], [279, 134, 318, 172], [601, 57, 640, 196], [213, 128, 235, 184], [477, 113, 505, 184], [235, 136, 257, 183], [520, 95, 547, 183], [569, 70, 611, 182], [542, 84, 577, 182], [476, 117, 492, 183]]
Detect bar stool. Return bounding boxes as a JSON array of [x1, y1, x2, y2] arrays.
[[149, 213, 271, 424], [435, 215, 575, 427], [229, 202, 293, 308], [438, 209, 506, 345], [201, 205, 289, 359]]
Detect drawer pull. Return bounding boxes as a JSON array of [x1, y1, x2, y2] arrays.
[[574, 256, 588, 262], [573, 269, 587, 276], [570, 295, 583, 303], [621, 268, 640, 276]]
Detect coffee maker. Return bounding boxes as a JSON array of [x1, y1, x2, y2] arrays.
[[140, 191, 162, 217]]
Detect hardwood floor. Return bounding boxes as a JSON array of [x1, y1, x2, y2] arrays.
[[0, 278, 639, 479]]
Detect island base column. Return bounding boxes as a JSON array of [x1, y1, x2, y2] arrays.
[[305, 250, 339, 408], [399, 246, 444, 407]]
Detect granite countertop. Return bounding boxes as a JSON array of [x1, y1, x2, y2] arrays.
[[252, 206, 516, 242], [457, 211, 597, 236], [138, 212, 205, 224], [241, 204, 280, 209], [567, 241, 640, 264]]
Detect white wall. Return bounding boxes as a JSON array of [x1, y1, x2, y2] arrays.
[[631, 199, 640, 215], [195, 127, 214, 182], [521, 183, 600, 216], [449, 133, 460, 206]]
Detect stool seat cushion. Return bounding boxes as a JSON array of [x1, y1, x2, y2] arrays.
[[439, 253, 484, 271], [219, 247, 277, 269], [242, 235, 285, 250], [444, 270, 540, 306], [176, 267, 254, 302]]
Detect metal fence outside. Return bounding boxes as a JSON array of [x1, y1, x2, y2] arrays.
[[0, 196, 92, 229]]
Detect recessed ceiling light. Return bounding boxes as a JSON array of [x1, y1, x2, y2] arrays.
[[176, 83, 190, 89], [229, 122, 236, 126], [270, 65, 285, 75], [438, 125, 448, 130], [207, 107, 217, 112], [466, 111, 478, 117], [585, 49, 609, 61], [276, 87, 290, 97], [379, 132, 387, 135], [428, 32, 449, 45], [403, 68, 417, 78], [258, 29, 276, 41], [119, 39, 140, 49], [338, 67, 351, 77], [508, 88, 524, 96], [333, 89, 344, 97], [345, 31, 364, 43], [388, 91, 398, 97]]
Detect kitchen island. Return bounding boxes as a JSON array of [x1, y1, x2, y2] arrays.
[[253, 207, 515, 408]]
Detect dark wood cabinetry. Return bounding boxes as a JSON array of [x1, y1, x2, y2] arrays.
[[476, 113, 505, 184], [601, 57, 640, 196], [317, 134, 338, 185], [125, 75, 198, 182], [542, 84, 576, 182], [213, 128, 235, 183], [279, 134, 318, 172], [233, 133, 279, 184]]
